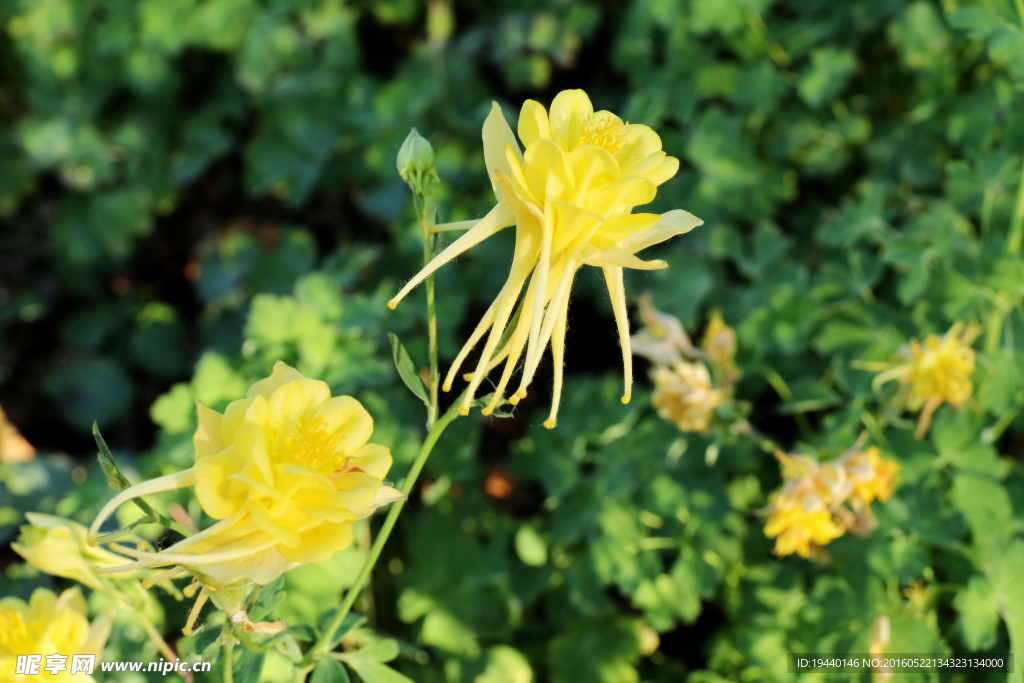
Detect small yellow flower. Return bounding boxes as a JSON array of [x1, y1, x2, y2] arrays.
[[12, 514, 138, 591], [873, 322, 980, 439], [763, 489, 845, 559], [650, 362, 724, 433], [388, 89, 702, 427], [843, 446, 899, 506], [701, 310, 739, 387], [88, 361, 403, 588], [0, 588, 111, 683]]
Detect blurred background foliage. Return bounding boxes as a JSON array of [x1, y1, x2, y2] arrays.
[[2, 0, 1024, 680]]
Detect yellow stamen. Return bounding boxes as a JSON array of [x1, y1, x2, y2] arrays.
[[577, 117, 628, 154]]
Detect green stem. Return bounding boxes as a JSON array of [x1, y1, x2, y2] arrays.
[[413, 191, 440, 429], [308, 395, 463, 664], [222, 623, 235, 683], [1008, 153, 1024, 256]]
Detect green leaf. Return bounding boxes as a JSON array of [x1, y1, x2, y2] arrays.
[[388, 333, 429, 406], [231, 650, 264, 682], [318, 612, 367, 650], [312, 657, 352, 683], [955, 576, 999, 650], [339, 649, 413, 683], [991, 540, 1024, 677], [951, 472, 1013, 553], [947, 7, 1013, 39], [548, 618, 642, 683], [798, 47, 857, 109]]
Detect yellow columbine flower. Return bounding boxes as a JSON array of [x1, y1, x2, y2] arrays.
[[0, 588, 111, 683], [13, 514, 140, 591], [873, 322, 980, 439], [650, 361, 724, 433], [387, 89, 702, 427], [88, 361, 403, 588], [701, 310, 739, 388], [763, 489, 845, 559]]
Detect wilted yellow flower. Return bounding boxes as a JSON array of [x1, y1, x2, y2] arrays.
[[12, 514, 139, 591], [763, 489, 845, 559], [629, 294, 695, 367], [388, 89, 702, 427], [765, 444, 900, 559], [873, 322, 980, 439], [701, 310, 739, 387], [843, 446, 899, 506], [650, 362, 724, 433], [88, 361, 403, 588], [0, 588, 111, 683]]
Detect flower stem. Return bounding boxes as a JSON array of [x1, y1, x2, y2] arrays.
[[222, 621, 235, 683], [308, 394, 463, 664], [1008, 153, 1024, 256], [413, 190, 441, 429]]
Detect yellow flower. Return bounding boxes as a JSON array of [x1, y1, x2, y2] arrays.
[[387, 89, 702, 427], [12, 514, 138, 591], [763, 489, 845, 559], [88, 361, 403, 588], [873, 322, 980, 439], [843, 446, 899, 506], [701, 310, 739, 387], [0, 588, 111, 683], [650, 362, 724, 433], [765, 443, 900, 559]]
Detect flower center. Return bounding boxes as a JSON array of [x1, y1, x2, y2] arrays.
[[280, 416, 343, 475], [577, 117, 627, 154], [0, 608, 34, 653]]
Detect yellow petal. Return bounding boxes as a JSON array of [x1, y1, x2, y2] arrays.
[[617, 124, 663, 164], [246, 361, 306, 400], [194, 401, 225, 458], [348, 484, 406, 519], [548, 89, 594, 149], [388, 201, 516, 309], [316, 395, 373, 455], [603, 266, 632, 404], [518, 99, 551, 147], [587, 176, 657, 216], [585, 250, 667, 270], [281, 522, 353, 564], [483, 101, 523, 198], [194, 449, 245, 519], [566, 145, 619, 199], [613, 209, 702, 254], [543, 291, 571, 429], [521, 137, 573, 202], [352, 442, 393, 479]]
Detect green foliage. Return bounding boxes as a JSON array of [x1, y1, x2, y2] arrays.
[[2, 0, 1024, 681]]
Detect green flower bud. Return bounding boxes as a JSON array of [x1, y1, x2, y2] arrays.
[[397, 128, 439, 193]]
